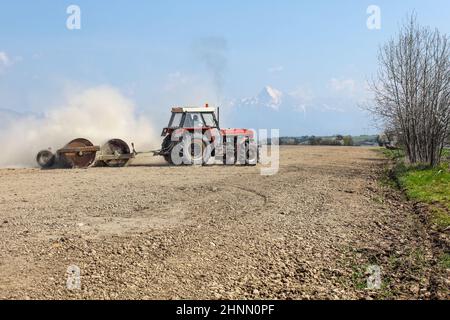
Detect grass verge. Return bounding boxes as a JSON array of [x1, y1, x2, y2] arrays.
[[375, 147, 449, 298], [376, 147, 450, 230]]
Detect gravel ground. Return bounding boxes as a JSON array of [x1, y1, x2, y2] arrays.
[[0, 146, 447, 299]]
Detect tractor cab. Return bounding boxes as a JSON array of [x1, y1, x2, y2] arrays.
[[161, 106, 219, 136], [158, 104, 256, 166]]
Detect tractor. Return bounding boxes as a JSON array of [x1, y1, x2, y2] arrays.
[[35, 105, 257, 168], [157, 105, 257, 165]]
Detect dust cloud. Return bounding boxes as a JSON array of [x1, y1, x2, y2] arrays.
[[0, 86, 158, 168]]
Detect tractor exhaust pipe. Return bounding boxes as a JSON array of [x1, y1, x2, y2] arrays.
[[217, 106, 220, 127]]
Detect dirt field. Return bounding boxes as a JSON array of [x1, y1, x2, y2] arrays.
[[0, 146, 445, 299]]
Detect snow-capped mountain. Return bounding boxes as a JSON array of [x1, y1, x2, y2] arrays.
[[226, 85, 369, 136], [240, 86, 284, 110]]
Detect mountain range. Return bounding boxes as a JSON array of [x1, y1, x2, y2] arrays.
[[227, 85, 371, 136]]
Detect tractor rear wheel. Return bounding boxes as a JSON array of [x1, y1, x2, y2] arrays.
[[170, 136, 210, 165], [187, 138, 208, 165]]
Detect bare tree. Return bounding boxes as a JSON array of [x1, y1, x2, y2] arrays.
[[369, 14, 450, 167]]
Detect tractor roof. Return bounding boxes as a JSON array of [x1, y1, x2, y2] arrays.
[[171, 106, 216, 113]]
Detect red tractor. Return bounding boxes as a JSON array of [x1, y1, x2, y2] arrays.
[[157, 105, 257, 165], [35, 105, 257, 169]]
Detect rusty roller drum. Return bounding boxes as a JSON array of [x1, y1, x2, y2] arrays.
[[99, 139, 131, 167], [58, 138, 99, 169]]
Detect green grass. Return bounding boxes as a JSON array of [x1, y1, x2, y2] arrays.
[[398, 165, 450, 211], [397, 164, 450, 229], [351, 268, 367, 290], [382, 148, 406, 161], [350, 264, 394, 298], [430, 208, 450, 229], [439, 253, 450, 269], [442, 148, 450, 159], [379, 147, 450, 230]]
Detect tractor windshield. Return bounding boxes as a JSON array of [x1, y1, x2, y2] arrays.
[[184, 113, 204, 128], [169, 113, 183, 128], [202, 113, 217, 127]]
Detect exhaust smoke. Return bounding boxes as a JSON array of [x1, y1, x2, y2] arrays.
[[194, 36, 228, 102]]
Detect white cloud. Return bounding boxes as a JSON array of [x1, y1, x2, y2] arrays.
[[290, 87, 314, 103], [330, 78, 356, 95], [0, 51, 11, 70], [321, 103, 345, 113], [0, 51, 22, 73], [268, 66, 284, 73], [293, 104, 307, 116], [290, 87, 314, 114]]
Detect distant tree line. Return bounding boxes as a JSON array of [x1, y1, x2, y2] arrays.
[[308, 135, 354, 146], [277, 135, 377, 146]]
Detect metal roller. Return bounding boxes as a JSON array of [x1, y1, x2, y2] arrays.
[[58, 138, 99, 169], [36, 150, 56, 168], [99, 139, 131, 167]]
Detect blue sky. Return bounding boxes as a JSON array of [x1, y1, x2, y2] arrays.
[[1, 0, 450, 136]]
